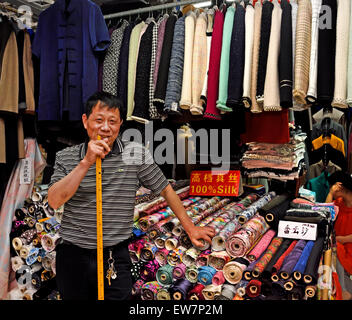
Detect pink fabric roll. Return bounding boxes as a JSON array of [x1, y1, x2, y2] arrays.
[[212, 270, 226, 286], [204, 9, 224, 120], [246, 229, 276, 262]]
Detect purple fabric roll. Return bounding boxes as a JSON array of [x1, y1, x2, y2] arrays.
[[279, 240, 307, 277]]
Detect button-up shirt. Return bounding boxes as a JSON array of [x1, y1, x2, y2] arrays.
[[32, 0, 110, 121]]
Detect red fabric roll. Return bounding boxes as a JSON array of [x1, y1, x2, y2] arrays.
[[272, 240, 298, 273], [245, 279, 262, 298], [187, 283, 205, 300], [204, 9, 224, 120]]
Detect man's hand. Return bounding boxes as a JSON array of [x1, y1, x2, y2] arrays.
[[186, 225, 216, 248], [83, 138, 111, 166]]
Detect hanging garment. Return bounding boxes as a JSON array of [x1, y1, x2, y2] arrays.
[[291, 0, 298, 89], [292, 0, 312, 105], [306, 0, 322, 104], [256, 0, 274, 106], [204, 9, 224, 120], [0, 30, 18, 114], [149, 18, 163, 120], [227, 3, 246, 110], [242, 3, 255, 108], [241, 109, 290, 144], [200, 9, 214, 110], [279, 0, 293, 109], [31, 0, 110, 121], [216, 6, 235, 112], [180, 11, 196, 110], [0, 16, 12, 78], [20, 30, 35, 114], [250, 1, 263, 113], [153, 14, 177, 113], [190, 12, 208, 115], [263, 0, 282, 112], [331, 0, 351, 109], [317, 0, 337, 105], [307, 160, 341, 181], [312, 108, 346, 133], [347, 3, 352, 106], [152, 14, 168, 99], [126, 21, 145, 120], [117, 22, 134, 118], [131, 21, 154, 123], [164, 15, 186, 114], [311, 134, 346, 158], [102, 20, 128, 96]]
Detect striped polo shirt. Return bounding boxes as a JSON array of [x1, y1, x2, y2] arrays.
[[49, 138, 169, 249]]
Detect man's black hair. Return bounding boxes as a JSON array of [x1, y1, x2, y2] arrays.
[[327, 171, 352, 191], [85, 91, 126, 121]]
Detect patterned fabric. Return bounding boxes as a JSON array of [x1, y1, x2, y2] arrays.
[[141, 281, 161, 300], [102, 20, 128, 95]]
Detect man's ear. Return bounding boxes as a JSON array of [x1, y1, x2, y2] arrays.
[[82, 114, 88, 130]]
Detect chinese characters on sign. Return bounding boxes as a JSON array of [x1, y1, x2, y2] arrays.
[[20, 158, 32, 185], [278, 220, 317, 241], [189, 170, 241, 197]]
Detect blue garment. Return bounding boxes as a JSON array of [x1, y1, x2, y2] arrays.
[[32, 0, 110, 121]]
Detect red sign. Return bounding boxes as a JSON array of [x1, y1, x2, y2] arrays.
[[189, 170, 241, 197]]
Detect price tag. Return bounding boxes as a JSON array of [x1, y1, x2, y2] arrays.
[[278, 220, 317, 241], [20, 158, 32, 185]]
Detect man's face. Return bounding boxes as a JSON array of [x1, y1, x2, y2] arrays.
[[82, 102, 123, 148]]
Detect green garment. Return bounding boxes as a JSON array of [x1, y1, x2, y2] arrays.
[[306, 171, 330, 203]]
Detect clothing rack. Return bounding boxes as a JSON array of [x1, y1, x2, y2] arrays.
[[103, 0, 211, 20], [0, 2, 19, 15]]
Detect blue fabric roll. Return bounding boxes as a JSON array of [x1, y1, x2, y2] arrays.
[[279, 240, 307, 277], [292, 240, 315, 274], [197, 265, 217, 285]]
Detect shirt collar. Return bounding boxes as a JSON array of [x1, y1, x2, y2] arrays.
[[56, 0, 77, 14], [80, 137, 124, 160]]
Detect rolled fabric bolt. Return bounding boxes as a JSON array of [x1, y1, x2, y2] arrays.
[[26, 248, 41, 265], [284, 279, 296, 291], [141, 281, 162, 300], [140, 244, 158, 261], [154, 248, 169, 266], [41, 233, 61, 252], [20, 244, 33, 259], [172, 225, 184, 237], [247, 229, 276, 262], [305, 285, 316, 298], [12, 237, 25, 251], [156, 263, 174, 286], [42, 254, 54, 271], [195, 249, 211, 267], [51, 251, 57, 275], [197, 265, 217, 286], [292, 240, 315, 282], [132, 279, 145, 296], [167, 246, 187, 266], [246, 279, 262, 298], [155, 233, 170, 249], [202, 284, 222, 300], [188, 283, 205, 300], [235, 280, 249, 297], [208, 251, 231, 271], [212, 270, 226, 286], [171, 278, 194, 300], [157, 288, 171, 300], [164, 237, 179, 251], [279, 240, 307, 280], [271, 273, 280, 282], [221, 283, 237, 300], [31, 191, 42, 202], [182, 247, 201, 267], [179, 233, 192, 249], [289, 285, 305, 300], [11, 256, 24, 272], [32, 235, 41, 247], [185, 265, 199, 283], [173, 263, 187, 280], [223, 259, 249, 284]]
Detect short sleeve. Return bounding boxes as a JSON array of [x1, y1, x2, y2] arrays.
[[48, 152, 68, 188], [89, 4, 110, 52], [137, 146, 169, 195]]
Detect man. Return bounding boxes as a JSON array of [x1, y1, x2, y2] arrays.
[[48, 92, 215, 300]]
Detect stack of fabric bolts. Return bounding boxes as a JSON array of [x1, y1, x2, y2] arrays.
[[130, 187, 338, 300], [241, 131, 307, 181], [8, 185, 61, 300]]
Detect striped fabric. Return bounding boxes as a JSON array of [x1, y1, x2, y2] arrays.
[[49, 138, 169, 249]]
